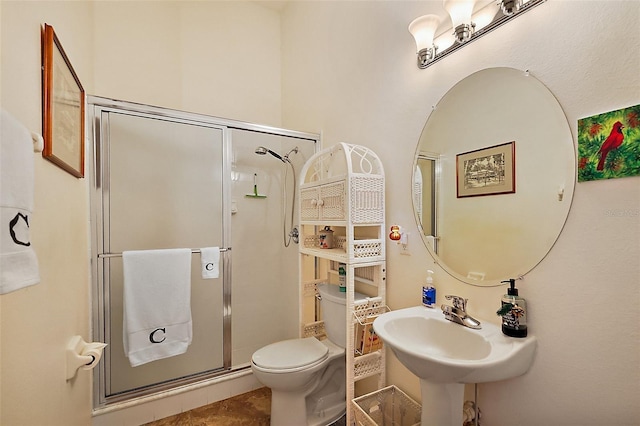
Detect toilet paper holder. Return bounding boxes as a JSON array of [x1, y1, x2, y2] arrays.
[[66, 335, 107, 381]]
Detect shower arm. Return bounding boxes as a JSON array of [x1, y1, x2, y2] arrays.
[[282, 147, 299, 163]]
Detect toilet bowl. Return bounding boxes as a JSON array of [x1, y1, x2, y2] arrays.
[[251, 283, 365, 426]]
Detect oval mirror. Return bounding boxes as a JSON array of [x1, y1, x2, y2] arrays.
[[413, 67, 576, 286]]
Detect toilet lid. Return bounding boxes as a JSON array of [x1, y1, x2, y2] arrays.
[[252, 337, 329, 370]]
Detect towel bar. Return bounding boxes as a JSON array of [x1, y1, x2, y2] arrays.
[[98, 248, 230, 259]]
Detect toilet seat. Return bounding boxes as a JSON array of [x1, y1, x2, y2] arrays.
[[252, 337, 329, 373]]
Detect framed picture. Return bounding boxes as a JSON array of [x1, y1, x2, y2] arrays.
[[42, 23, 85, 178], [577, 103, 640, 182], [456, 141, 515, 198]]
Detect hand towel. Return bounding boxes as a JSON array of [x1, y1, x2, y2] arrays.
[[0, 109, 40, 294], [123, 248, 192, 367], [200, 247, 220, 279]]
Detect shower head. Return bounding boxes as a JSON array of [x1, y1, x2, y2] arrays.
[[255, 146, 285, 162]]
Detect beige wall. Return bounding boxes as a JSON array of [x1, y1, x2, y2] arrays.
[[1, 1, 283, 425], [91, 1, 282, 125], [1, 1, 94, 425], [282, 1, 640, 425]]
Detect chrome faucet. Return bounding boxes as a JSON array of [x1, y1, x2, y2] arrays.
[[441, 295, 482, 329]]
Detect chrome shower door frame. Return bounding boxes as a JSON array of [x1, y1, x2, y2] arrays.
[[87, 96, 320, 409]]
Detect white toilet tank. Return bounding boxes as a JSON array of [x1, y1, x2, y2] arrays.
[[317, 283, 366, 348]]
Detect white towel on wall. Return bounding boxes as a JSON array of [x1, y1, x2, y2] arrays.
[[123, 248, 192, 367], [200, 246, 220, 279], [0, 109, 40, 294]]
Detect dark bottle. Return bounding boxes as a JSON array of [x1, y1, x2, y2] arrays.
[[498, 278, 528, 338]]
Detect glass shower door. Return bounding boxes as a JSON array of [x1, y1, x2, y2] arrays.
[[102, 111, 228, 396]]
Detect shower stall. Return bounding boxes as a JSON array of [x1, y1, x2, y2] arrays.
[[87, 97, 318, 408]]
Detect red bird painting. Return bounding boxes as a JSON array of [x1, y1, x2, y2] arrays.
[[597, 121, 625, 170]]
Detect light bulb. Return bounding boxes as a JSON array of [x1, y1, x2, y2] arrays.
[[443, 0, 477, 43], [408, 14, 442, 52], [443, 0, 475, 28]]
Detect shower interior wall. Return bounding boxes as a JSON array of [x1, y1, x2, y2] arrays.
[[230, 129, 315, 366]]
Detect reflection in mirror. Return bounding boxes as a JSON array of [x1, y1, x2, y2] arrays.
[[415, 154, 439, 253], [413, 68, 576, 286]]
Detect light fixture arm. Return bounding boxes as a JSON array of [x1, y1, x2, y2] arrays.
[[453, 22, 476, 44], [500, 0, 523, 16], [417, 45, 438, 69]]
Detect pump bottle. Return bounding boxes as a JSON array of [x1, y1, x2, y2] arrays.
[[422, 270, 436, 308], [498, 278, 528, 337]]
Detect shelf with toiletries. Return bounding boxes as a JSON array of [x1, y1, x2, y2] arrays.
[[328, 261, 381, 288], [298, 143, 386, 426], [299, 224, 385, 264]]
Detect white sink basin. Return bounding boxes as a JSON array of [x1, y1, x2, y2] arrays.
[[373, 305, 536, 383], [373, 306, 537, 425]]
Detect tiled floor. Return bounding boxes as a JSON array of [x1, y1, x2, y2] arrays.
[[144, 387, 271, 426], [144, 387, 347, 426]]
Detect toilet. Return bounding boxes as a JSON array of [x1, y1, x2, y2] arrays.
[[251, 283, 365, 426]]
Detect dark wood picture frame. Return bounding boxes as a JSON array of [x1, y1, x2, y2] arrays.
[[456, 141, 516, 198], [42, 23, 85, 178]]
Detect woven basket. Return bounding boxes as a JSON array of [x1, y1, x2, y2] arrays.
[[351, 240, 383, 258], [353, 352, 383, 381], [352, 386, 421, 426], [351, 176, 384, 224]]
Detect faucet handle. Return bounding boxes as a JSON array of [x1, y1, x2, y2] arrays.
[[445, 295, 467, 311]]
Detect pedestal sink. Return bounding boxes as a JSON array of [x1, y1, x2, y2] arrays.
[[373, 306, 537, 426]]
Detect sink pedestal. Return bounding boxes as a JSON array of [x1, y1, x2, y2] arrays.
[[420, 380, 464, 426], [373, 306, 537, 426]]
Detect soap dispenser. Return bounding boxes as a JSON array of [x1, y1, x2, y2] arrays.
[[422, 270, 436, 308], [497, 278, 528, 337]]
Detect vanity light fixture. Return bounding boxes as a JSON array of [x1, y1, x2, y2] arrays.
[[409, 0, 546, 69]]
